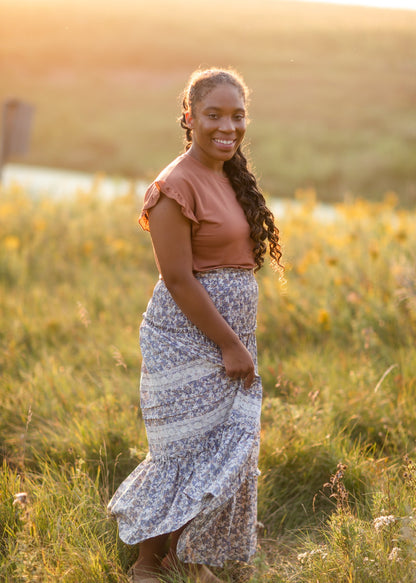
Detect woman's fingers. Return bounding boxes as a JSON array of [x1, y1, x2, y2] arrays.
[[243, 369, 255, 389], [224, 361, 255, 387], [221, 339, 256, 388]]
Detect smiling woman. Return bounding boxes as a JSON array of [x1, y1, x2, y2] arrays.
[[107, 68, 283, 583], [184, 84, 247, 172]]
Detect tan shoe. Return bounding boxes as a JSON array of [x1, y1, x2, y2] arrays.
[[127, 565, 161, 583], [187, 564, 225, 583], [160, 555, 224, 583]]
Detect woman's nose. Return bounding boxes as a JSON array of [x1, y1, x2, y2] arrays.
[[219, 116, 235, 132]]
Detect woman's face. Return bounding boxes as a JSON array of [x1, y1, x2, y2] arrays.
[[186, 83, 246, 173]]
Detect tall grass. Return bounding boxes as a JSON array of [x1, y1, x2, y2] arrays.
[[1, 183, 416, 581]]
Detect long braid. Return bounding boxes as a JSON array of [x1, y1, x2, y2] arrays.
[[224, 148, 282, 272], [180, 68, 283, 273]]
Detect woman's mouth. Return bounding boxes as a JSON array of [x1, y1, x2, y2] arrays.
[[213, 138, 235, 149]]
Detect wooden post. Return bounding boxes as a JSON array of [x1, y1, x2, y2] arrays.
[[0, 99, 34, 182]]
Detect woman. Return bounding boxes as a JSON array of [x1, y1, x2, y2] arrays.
[[108, 68, 282, 583]]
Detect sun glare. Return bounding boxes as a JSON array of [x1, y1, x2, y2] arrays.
[[292, 0, 416, 9]]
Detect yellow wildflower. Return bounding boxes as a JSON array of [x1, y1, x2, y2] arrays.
[[3, 235, 20, 250], [318, 309, 330, 330], [83, 240, 94, 256], [34, 218, 46, 232]]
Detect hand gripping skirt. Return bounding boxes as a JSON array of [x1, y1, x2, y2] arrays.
[[107, 268, 262, 567]]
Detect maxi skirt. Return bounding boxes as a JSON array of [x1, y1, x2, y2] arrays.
[[107, 268, 262, 567]]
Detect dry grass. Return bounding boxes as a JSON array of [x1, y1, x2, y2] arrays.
[[1, 183, 416, 580]]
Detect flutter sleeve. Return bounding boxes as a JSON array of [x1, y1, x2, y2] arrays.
[[138, 179, 199, 232]]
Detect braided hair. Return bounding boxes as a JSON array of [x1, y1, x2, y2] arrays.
[[180, 68, 283, 273]]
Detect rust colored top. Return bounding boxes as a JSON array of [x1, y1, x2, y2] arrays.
[[139, 153, 256, 273]]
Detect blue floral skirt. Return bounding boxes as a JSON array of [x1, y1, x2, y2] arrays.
[[107, 268, 262, 567]]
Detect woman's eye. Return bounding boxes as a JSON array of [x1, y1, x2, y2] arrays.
[[234, 114, 245, 121], [208, 113, 218, 119]]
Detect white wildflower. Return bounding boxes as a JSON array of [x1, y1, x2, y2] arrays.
[[13, 492, 28, 506], [388, 547, 401, 562], [373, 515, 396, 531], [298, 548, 328, 564]]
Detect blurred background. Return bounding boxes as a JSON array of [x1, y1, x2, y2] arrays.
[[1, 0, 416, 204], [2, 4, 416, 580]]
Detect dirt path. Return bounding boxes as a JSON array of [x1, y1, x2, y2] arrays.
[[2, 163, 146, 201], [2, 163, 339, 221]]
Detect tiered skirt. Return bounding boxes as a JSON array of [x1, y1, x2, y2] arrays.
[[108, 268, 262, 567]]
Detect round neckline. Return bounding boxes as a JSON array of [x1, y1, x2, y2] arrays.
[[183, 153, 230, 183]]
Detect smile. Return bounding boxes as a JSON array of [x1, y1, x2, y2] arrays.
[[213, 138, 235, 145]]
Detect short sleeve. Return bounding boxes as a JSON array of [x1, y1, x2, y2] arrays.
[[138, 180, 199, 231]]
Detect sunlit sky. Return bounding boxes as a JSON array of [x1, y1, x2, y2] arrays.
[[292, 0, 416, 9]]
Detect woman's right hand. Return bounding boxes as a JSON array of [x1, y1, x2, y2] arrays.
[[221, 337, 255, 389]]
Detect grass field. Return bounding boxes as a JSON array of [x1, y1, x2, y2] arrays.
[[1, 0, 416, 579], [1, 181, 416, 581], [1, 0, 416, 204]]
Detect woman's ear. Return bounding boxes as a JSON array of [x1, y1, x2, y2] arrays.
[[185, 111, 193, 129]]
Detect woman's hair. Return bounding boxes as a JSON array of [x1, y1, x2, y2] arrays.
[[180, 67, 283, 273]]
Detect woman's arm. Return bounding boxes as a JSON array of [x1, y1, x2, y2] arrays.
[[148, 194, 255, 389]]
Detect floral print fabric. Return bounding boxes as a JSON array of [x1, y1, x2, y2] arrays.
[[107, 268, 262, 566]]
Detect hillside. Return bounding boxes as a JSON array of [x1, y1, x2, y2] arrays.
[[1, 0, 416, 203]]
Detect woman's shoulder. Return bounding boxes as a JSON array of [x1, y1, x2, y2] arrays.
[[155, 153, 195, 185], [147, 153, 199, 204], [140, 154, 200, 231]]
